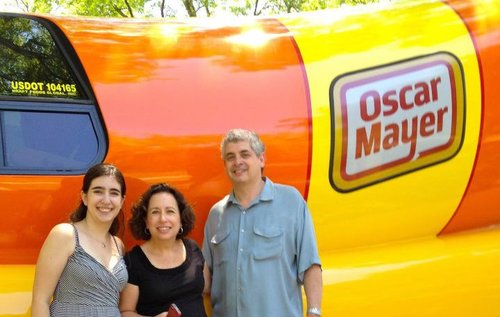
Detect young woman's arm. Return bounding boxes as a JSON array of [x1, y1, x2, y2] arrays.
[[31, 223, 75, 317]]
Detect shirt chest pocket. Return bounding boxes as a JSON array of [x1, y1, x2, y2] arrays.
[[210, 228, 232, 266], [252, 226, 283, 260]]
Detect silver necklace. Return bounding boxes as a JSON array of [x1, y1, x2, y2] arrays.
[[78, 223, 109, 248], [84, 231, 108, 248], [89, 235, 107, 248]]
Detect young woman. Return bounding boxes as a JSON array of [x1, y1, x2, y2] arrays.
[[31, 163, 127, 317]]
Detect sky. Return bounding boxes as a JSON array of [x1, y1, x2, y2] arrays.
[[0, 0, 192, 17], [0, 0, 23, 13]]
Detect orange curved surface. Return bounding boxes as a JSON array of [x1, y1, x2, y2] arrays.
[[440, 0, 500, 233]]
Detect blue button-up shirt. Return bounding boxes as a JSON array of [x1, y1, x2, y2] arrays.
[[203, 178, 321, 317]]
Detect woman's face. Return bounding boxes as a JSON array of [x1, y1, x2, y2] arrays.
[[82, 175, 124, 224], [145, 192, 182, 241]]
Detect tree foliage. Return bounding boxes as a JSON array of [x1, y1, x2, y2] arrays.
[[20, 0, 382, 18], [32, 0, 146, 17]]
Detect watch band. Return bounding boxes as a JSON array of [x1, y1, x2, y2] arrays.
[[307, 307, 321, 316]]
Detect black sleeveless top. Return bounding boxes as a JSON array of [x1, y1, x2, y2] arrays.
[[125, 238, 207, 317]]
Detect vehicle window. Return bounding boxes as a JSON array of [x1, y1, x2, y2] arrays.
[[0, 15, 85, 99], [2, 110, 99, 171], [0, 14, 106, 174]]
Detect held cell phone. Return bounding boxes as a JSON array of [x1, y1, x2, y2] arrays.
[[168, 303, 182, 317]]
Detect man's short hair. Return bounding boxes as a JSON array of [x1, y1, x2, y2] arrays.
[[220, 128, 265, 158]]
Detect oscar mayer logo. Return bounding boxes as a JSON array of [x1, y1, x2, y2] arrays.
[[329, 53, 465, 192]]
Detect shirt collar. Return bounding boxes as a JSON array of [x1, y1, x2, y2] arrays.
[[227, 177, 274, 206]]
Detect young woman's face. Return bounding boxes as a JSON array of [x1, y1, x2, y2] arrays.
[[146, 192, 182, 241], [82, 175, 124, 224]]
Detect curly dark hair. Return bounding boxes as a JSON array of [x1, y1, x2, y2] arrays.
[[129, 183, 195, 240], [69, 163, 126, 236]]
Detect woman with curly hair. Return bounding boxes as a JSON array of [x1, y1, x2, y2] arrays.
[[120, 183, 208, 317]]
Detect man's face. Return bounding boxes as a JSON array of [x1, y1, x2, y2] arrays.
[[222, 140, 264, 186]]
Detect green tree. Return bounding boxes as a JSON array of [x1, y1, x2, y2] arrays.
[[301, 0, 330, 11], [18, 0, 383, 18], [179, 0, 216, 17], [227, 0, 381, 16], [31, 0, 146, 17], [228, 0, 302, 16]]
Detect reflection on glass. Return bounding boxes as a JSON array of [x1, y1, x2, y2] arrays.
[[0, 15, 83, 99]]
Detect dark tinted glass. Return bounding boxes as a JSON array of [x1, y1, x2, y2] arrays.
[[0, 15, 84, 99]]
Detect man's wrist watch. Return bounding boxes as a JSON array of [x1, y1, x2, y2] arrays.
[[307, 307, 321, 316]]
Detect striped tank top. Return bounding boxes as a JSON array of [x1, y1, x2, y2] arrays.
[[49, 224, 128, 316]]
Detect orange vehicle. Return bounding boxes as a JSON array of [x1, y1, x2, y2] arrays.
[[1, 0, 500, 315]]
